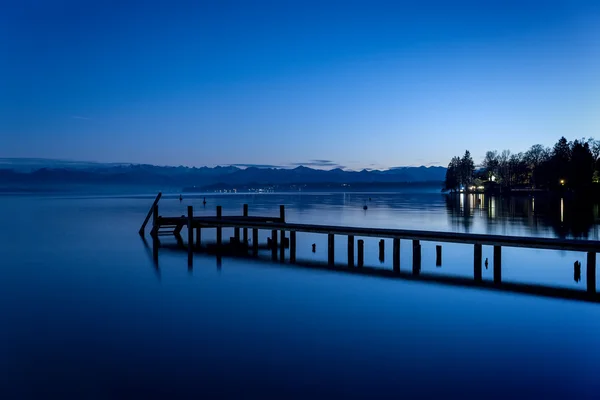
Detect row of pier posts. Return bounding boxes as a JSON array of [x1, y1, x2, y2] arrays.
[[159, 202, 596, 292]]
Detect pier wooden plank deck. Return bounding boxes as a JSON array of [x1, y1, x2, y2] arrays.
[[139, 192, 600, 296]]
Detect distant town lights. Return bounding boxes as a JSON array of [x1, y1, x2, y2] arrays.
[[560, 179, 565, 185]]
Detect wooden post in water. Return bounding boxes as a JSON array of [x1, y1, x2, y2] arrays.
[[280, 205, 286, 222], [150, 204, 159, 237], [587, 251, 596, 293], [280, 230, 286, 261], [412, 240, 421, 275], [252, 228, 259, 255], [290, 231, 296, 263], [357, 239, 364, 267], [493, 245, 502, 283], [393, 238, 400, 272], [187, 206, 193, 266], [474, 243, 482, 281], [140, 192, 162, 235], [348, 235, 355, 268], [234, 227, 240, 244], [216, 206, 222, 248], [243, 204, 249, 244], [328, 234, 335, 266], [378, 239, 385, 262], [436, 245, 442, 267], [271, 229, 278, 260]]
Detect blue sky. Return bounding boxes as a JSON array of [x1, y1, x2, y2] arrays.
[[2, 0, 599, 170]]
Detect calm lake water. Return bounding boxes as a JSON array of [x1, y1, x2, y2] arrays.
[[1, 191, 600, 398]]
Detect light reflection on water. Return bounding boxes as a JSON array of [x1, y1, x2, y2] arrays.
[[1, 191, 600, 397]]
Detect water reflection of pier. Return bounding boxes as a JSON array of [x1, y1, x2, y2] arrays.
[[143, 236, 600, 304]]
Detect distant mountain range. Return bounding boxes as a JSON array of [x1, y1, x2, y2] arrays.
[[0, 158, 446, 192]]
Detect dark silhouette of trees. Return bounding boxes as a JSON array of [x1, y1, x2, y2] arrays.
[[467, 136, 599, 193], [444, 156, 461, 192], [460, 150, 474, 186]]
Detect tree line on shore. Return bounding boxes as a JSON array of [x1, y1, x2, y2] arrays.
[[444, 137, 600, 192]]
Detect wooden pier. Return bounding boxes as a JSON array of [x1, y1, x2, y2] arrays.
[[140, 193, 600, 297]]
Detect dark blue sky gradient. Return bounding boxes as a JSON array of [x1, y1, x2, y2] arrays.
[[2, 0, 599, 169]]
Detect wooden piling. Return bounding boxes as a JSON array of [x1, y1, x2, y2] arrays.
[[436, 245, 442, 267], [252, 228, 258, 255], [587, 251, 596, 293], [150, 204, 159, 237], [348, 235, 355, 268], [412, 240, 421, 275], [328, 234, 335, 266], [139, 192, 162, 235], [474, 243, 482, 281], [357, 239, 364, 267], [494, 245, 502, 283], [216, 206, 222, 248], [393, 238, 400, 272], [290, 231, 296, 263], [280, 230, 286, 261], [187, 206, 193, 266], [243, 204, 249, 243], [378, 239, 385, 262], [234, 227, 240, 244], [280, 205, 286, 222], [271, 229, 278, 260]]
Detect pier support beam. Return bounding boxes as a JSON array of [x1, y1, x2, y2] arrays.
[[252, 228, 258, 255], [494, 245, 502, 284], [587, 252, 596, 293], [393, 238, 400, 272], [348, 235, 355, 268], [474, 243, 482, 281], [216, 206, 222, 249], [412, 240, 421, 275], [328, 234, 335, 266], [280, 205, 286, 222], [150, 204, 159, 237], [379, 239, 385, 263], [290, 231, 296, 263], [357, 239, 364, 267], [234, 227, 240, 244], [436, 245, 442, 267], [243, 204, 249, 244], [271, 229, 278, 260], [187, 206, 193, 267], [280, 231, 286, 262]]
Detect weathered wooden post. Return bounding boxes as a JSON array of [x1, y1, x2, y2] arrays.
[[412, 240, 421, 275], [393, 238, 400, 272], [378, 239, 385, 262], [150, 204, 159, 237], [140, 192, 162, 236], [328, 234, 335, 266], [474, 243, 482, 281], [290, 231, 296, 263], [252, 228, 259, 255], [493, 245, 502, 283], [243, 204, 249, 244], [216, 206, 222, 248], [187, 205, 193, 267], [348, 235, 355, 268], [436, 245, 442, 267], [234, 226, 240, 244], [280, 230, 286, 261], [587, 251, 596, 293], [271, 229, 278, 260], [357, 239, 364, 267], [280, 205, 286, 222]]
